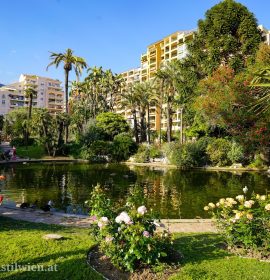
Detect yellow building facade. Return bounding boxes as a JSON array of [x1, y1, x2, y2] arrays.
[[119, 30, 194, 132]]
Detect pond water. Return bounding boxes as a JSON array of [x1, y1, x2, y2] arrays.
[[0, 163, 269, 218]]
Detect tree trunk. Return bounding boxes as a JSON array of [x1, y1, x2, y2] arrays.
[[140, 110, 146, 142], [159, 104, 162, 145], [64, 70, 69, 143], [132, 109, 139, 143], [147, 104, 151, 144], [180, 107, 183, 144], [167, 101, 172, 142], [25, 95, 33, 147]]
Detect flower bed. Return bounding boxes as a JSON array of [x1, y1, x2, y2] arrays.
[[86, 185, 181, 275], [205, 187, 270, 259]]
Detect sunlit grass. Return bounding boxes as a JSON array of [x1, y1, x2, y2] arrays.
[[0, 217, 269, 280]]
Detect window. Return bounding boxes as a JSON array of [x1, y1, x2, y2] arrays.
[[2, 94, 5, 99], [2, 100, 5, 104], [40, 98, 43, 101]]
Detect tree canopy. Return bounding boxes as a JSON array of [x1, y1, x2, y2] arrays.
[[187, 0, 262, 76]]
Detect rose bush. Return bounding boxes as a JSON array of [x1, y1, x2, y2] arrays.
[[87, 185, 173, 272], [205, 187, 270, 257]]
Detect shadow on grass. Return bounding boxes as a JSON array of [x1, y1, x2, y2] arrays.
[[0, 258, 103, 280], [173, 233, 230, 265], [0, 216, 76, 234]]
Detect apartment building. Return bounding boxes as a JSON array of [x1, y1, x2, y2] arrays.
[[0, 74, 64, 115], [119, 26, 270, 133], [119, 30, 194, 132]]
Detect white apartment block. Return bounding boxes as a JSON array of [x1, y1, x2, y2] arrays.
[[0, 74, 64, 115]]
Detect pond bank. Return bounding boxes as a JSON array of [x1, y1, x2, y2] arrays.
[[0, 205, 217, 232], [0, 157, 268, 173], [124, 161, 269, 172], [0, 157, 89, 164]]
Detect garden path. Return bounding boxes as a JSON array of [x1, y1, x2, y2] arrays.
[[0, 205, 217, 232]]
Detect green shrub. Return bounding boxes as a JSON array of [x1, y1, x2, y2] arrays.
[[170, 142, 201, 168], [88, 185, 173, 272], [134, 145, 150, 163], [228, 142, 244, 163], [162, 140, 209, 168], [96, 112, 130, 140], [149, 145, 163, 159], [81, 124, 106, 146], [111, 133, 137, 162], [64, 142, 81, 158], [205, 190, 270, 257], [248, 154, 268, 169], [79, 141, 111, 162], [206, 138, 232, 166], [16, 145, 45, 159], [10, 137, 35, 147]]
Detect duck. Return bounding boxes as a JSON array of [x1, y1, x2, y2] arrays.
[[30, 200, 38, 209], [40, 200, 54, 212], [20, 202, 30, 209]]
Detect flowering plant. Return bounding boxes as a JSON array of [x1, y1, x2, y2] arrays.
[[204, 187, 270, 257], [87, 185, 172, 272]]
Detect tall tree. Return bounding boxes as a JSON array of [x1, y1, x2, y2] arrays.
[[187, 0, 262, 76], [24, 86, 37, 119], [155, 60, 181, 142], [134, 81, 158, 144], [119, 84, 140, 143], [46, 49, 87, 142], [24, 86, 37, 145]]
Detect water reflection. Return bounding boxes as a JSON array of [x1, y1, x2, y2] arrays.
[[0, 163, 269, 218]]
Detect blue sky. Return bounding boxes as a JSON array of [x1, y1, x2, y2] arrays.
[[0, 0, 269, 85]]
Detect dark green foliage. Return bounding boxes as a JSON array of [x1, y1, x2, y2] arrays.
[[228, 142, 244, 163], [206, 138, 232, 166], [79, 141, 111, 162], [81, 123, 106, 146], [149, 145, 163, 159], [186, 0, 262, 75], [96, 112, 130, 140], [3, 108, 28, 140], [134, 145, 150, 163], [10, 137, 35, 147], [111, 132, 137, 162]]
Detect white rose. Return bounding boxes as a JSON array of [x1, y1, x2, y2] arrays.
[[101, 217, 109, 224], [244, 200, 254, 208], [236, 195, 244, 202], [265, 204, 270, 211], [137, 206, 147, 215], [115, 215, 123, 223], [208, 203, 215, 209]]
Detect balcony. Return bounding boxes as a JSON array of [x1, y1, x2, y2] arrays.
[[171, 36, 178, 43]]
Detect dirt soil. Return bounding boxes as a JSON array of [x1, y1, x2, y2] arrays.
[[87, 246, 182, 280]]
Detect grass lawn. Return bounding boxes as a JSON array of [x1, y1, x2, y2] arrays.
[[0, 217, 102, 280], [16, 146, 45, 159], [0, 217, 269, 280]]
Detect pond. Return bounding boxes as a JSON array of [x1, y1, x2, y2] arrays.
[[0, 163, 269, 218]]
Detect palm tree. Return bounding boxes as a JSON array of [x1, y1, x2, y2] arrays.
[[47, 49, 87, 142], [24, 86, 37, 119], [155, 63, 175, 142], [251, 67, 270, 113], [47, 49, 87, 114], [119, 84, 140, 143], [24, 86, 37, 145], [155, 60, 188, 143], [134, 81, 159, 144]]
